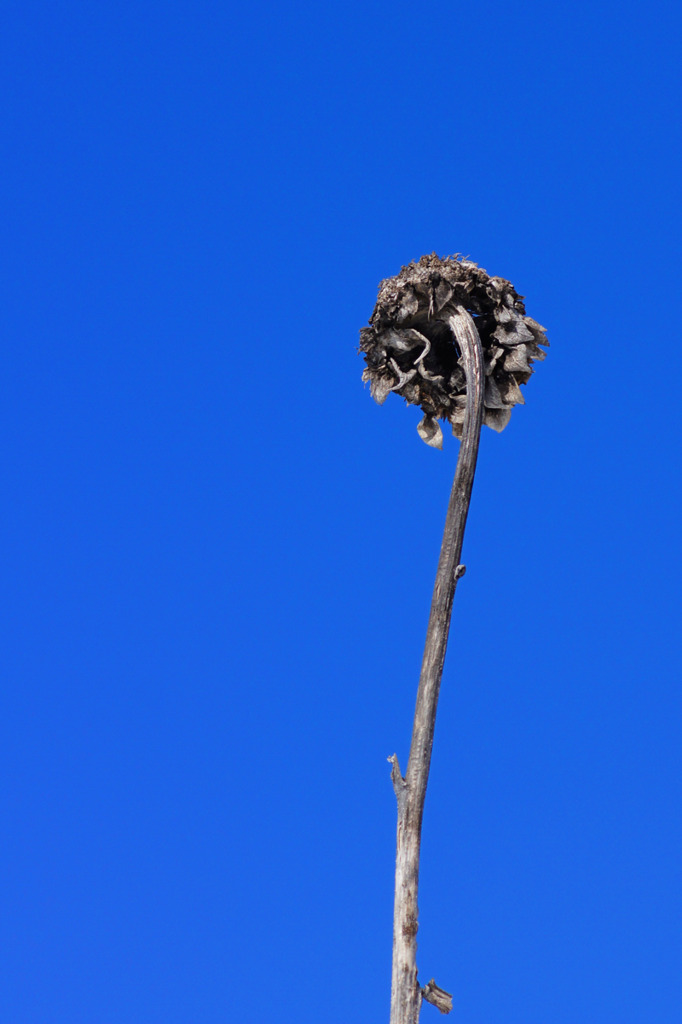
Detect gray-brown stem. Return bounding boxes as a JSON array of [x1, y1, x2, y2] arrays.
[[389, 306, 484, 1024]]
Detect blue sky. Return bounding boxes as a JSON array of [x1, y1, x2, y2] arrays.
[[2, 1, 681, 1021]]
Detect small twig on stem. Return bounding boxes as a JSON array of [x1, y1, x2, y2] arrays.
[[422, 980, 454, 1014], [389, 306, 484, 1024]]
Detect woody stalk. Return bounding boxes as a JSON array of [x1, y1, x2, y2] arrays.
[[359, 254, 548, 1024]]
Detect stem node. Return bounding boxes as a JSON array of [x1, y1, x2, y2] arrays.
[[422, 980, 453, 1015]]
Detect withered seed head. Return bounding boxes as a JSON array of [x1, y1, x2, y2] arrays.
[[359, 254, 549, 447]]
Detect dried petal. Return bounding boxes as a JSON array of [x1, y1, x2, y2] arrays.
[[417, 362, 444, 383], [503, 345, 531, 374], [434, 279, 453, 311], [396, 289, 419, 322], [388, 358, 417, 392], [484, 407, 512, 432], [498, 374, 525, 406], [417, 415, 443, 449], [403, 327, 432, 348], [527, 343, 547, 362], [450, 407, 466, 440], [383, 327, 421, 354], [524, 316, 548, 336], [493, 321, 534, 346], [484, 376, 506, 409], [485, 346, 506, 375], [370, 375, 394, 405]]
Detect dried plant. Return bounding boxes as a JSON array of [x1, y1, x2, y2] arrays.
[[360, 253, 548, 448], [359, 255, 548, 1024]]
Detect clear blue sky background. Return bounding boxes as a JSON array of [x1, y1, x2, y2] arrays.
[[2, 1, 681, 1022]]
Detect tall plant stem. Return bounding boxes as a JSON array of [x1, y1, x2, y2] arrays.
[[389, 307, 485, 1024]]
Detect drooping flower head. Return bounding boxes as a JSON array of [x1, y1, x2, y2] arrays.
[[360, 254, 549, 447]]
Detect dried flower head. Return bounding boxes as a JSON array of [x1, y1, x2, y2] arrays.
[[360, 254, 549, 447]]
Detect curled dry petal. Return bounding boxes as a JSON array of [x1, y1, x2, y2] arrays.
[[388, 358, 417, 392], [359, 253, 548, 445], [417, 415, 443, 449]]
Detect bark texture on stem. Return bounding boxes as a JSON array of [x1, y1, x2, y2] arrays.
[[390, 306, 484, 1024]]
